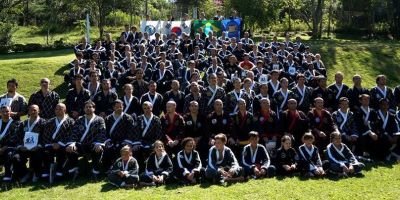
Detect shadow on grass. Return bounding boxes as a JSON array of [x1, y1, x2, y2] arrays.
[[0, 49, 73, 60], [100, 182, 119, 192], [53, 82, 68, 100]]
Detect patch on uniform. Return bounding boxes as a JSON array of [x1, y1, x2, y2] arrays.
[[97, 96, 102, 101], [165, 120, 169, 125], [186, 121, 192, 126], [24, 127, 28, 132], [336, 116, 342, 123], [315, 117, 320, 123], [197, 122, 202, 127], [211, 119, 217, 124], [376, 94, 380, 98], [118, 162, 122, 167], [222, 119, 227, 125], [277, 95, 283, 101], [79, 125, 85, 131], [280, 153, 286, 158], [207, 91, 212, 96], [259, 117, 264, 121], [268, 117, 273, 123]]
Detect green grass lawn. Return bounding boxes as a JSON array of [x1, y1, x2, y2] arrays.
[[1, 36, 400, 199], [0, 49, 74, 99], [1, 163, 399, 199], [12, 26, 123, 46]]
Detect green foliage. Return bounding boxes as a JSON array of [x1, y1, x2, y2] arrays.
[[0, 22, 16, 50], [224, 0, 280, 29]]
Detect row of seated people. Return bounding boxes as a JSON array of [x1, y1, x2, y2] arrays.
[[1, 92, 398, 185], [0, 98, 365, 187]]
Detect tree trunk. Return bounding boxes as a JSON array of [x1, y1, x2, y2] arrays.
[[366, 0, 375, 35], [312, 0, 324, 39], [288, 7, 292, 31], [327, 0, 333, 37], [98, 0, 104, 39], [23, 0, 29, 26], [394, 0, 400, 35]]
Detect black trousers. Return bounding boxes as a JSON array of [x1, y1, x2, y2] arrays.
[[65, 143, 103, 174], [102, 143, 123, 172], [42, 145, 67, 176]]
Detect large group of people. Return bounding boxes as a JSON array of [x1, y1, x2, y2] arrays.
[[1, 22, 400, 189]]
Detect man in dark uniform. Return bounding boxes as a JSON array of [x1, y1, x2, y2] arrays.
[[278, 99, 309, 147], [199, 73, 226, 114], [205, 100, 231, 150], [328, 72, 349, 111], [140, 81, 164, 116], [369, 74, 395, 112], [65, 74, 91, 119], [346, 74, 370, 112], [291, 74, 313, 114], [312, 76, 334, 112], [131, 101, 163, 168], [161, 101, 185, 155], [163, 80, 185, 114], [354, 94, 379, 159], [0, 105, 23, 182], [28, 78, 60, 119], [65, 101, 107, 179], [308, 97, 338, 152], [93, 79, 118, 118], [41, 103, 74, 183], [103, 100, 135, 171]]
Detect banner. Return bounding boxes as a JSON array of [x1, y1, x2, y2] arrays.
[[140, 20, 162, 40], [141, 20, 191, 39], [161, 20, 191, 37], [222, 18, 241, 38], [24, 132, 39, 150], [193, 20, 222, 36]]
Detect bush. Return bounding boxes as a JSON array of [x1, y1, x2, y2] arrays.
[[12, 44, 25, 52], [105, 10, 131, 26], [23, 43, 43, 52], [0, 22, 16, 51]]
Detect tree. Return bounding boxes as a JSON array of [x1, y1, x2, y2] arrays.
[[0, 0, 21, 50], [224, 0, 280, 30]]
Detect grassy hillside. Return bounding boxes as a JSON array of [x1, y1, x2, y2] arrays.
[[312, 39, 400, 87], [0, 49, 73, 99], [12, 26, 123, 46]]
